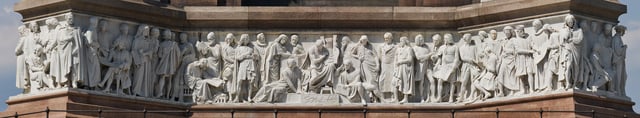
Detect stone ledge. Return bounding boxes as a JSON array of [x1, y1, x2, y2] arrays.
[[13, 0, 626, 29]]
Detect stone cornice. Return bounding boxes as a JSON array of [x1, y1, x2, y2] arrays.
[[14, 0, 626, 30]]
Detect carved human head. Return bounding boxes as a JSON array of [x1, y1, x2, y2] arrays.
[[99, 20, 108, 32], [120, 23, 129, 34], [180, 33, 188, 43], [383, 32, 393, 43], [225, 33, 236, 45], [277, 34, 288, 45], [580, 20, 590, 31], [343, 60, 353, 70], [18, 25, 27, 37], [564, 15, 575, 28], [515, 25, 525, 38], [45, 17, 58, 29], [197, 59, 207, 68], [432, 34, 442, 46], [89, 17, 99, 29], [399, 36, 409, 47], [489, 30, 497, 40], [415, 34, 424, 45], [341, 36, 351, 45], [359, 35, 369, 45], [28, 21, 39, 33], [532, 19, 543, 31], [65, 13, 74, 26], [478, 31, 488, 39], [207, 32, 216, 42], [604, 23, 613, 36], [162, 29, 172, 41], [591, 21, 601, 33], [614, 25, 626, 36], [443, 33, 454, 45], [503, 26, 514, 39], [33, 44, 43, 56], [151, 28, 160, 39], [257, 33, 266, 42], [290, 34, 299, 45], [315, 39, 325, 49], [240, 34, 250, 45], [135, 24, 150, 38], [462, 33, 472, 43]]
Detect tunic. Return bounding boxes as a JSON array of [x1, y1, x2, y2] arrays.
[[394, 46, 414, 95], [379, 44, 396, 92]]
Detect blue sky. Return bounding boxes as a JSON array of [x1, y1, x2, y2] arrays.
[[0, 0, 638, 112]]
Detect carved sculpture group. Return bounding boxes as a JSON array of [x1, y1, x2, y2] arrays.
[[15, 14, 629, 104]]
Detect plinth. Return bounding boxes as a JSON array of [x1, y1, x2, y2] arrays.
[[3, 89, 636, 118]]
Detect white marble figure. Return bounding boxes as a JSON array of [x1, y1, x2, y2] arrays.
[[290, 35, 308, 70], [196, 32, 222, 73], [187, 59, 227, 104], [306, 39, 337, 93], [253, 59, 299, 103], [80, 17, 102, 89], [428, 34, 444, 102], [340, 36, 359, 70], [612, 25, 627, 96], [513, 25, 536, 94], [351, 35, 383, 102], [155, 29, 181, 98], [49, 14, 76, 88], [131, 25, 154, 97], [98, 31, 132, 95], [28, 45, 53, 93], [15, 25, 29, 91], [335, 60, 367, 104], [531, 20, 554, 92], [394, 37, 414, 103], [497, 26, 518, 96], [378, 32, 397, 102], [252, 33, 268, 86], [412, 34, 431, 103], [457, 33, 480, 102], [263, 34, 291, 87], [589, 24, 615, 92], [221, 33, 239, 102], [233, 34, 257, 103], [173, 33, 197, 101], [433, 33, 460, 103]]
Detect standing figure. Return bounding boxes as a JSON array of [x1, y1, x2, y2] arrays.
[[497, 26, 518, 96], [51, 14, 78, 88], [428, 34, 444, 102], [531, 20, 550, 92], [341, 36, 359, 69], [155, 29, 181, 98], [252, 33, 268, 87], [196, 32, 222, 73], [221, 33, 238, 102], [16, 25, 29, 92], [81, 17, 102, 90], [172, 33, 197, 101], [131, 25, 153, 97], [412, 34, 431, 103], [513, 25, 536, 94], [290, 35, 308, 70], [612, 25, 627, 96], [99, 35, 132, 95], [394, 37, 414, 103], [556, 15, 578, 90], [433, 34, 460, 103], [378, 32, 397, 102], [234, 34, 257, 103], [352, 35, 383, 102], [263, 34, 291, 86], [457, 33, 480, 102], [97, 20, 111, 58]]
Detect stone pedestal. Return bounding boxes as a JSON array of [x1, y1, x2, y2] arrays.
[[1, 88, 638, 118], [0, 89, 191, 118]]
